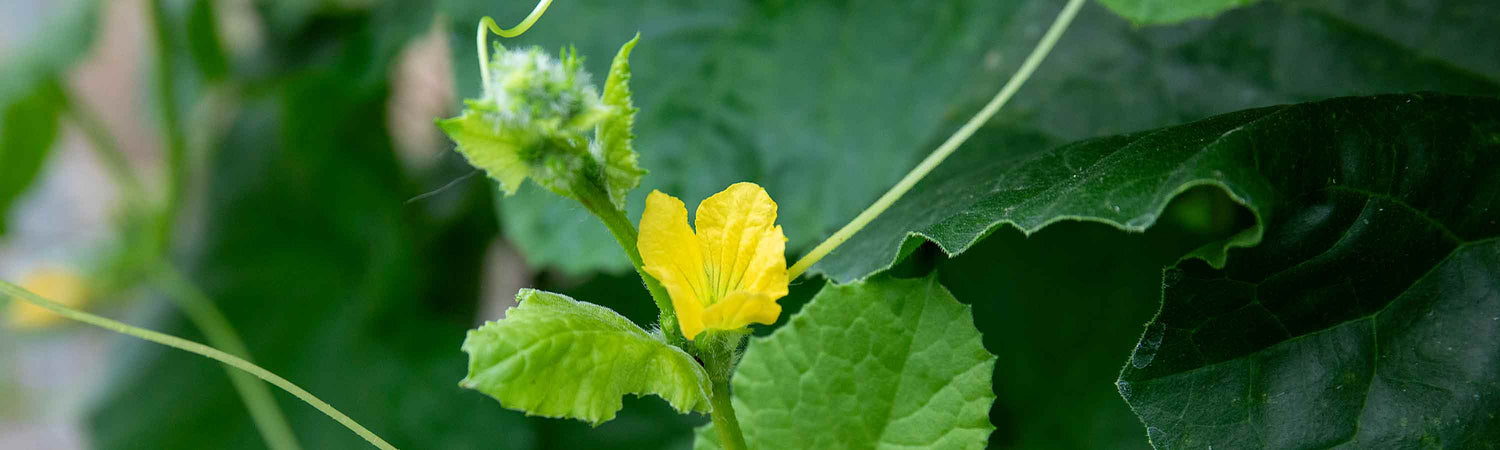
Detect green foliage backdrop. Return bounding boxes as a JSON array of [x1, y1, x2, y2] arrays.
[[0, 0, 1494, 448]]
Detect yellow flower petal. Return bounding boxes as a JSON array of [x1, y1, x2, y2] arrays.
[[638, 183, 789, 340], [701, 291, 782, 331], [736, 225, 787, 297], [7, 268, 90, 329], [639, 190, 710, 339], [694, 183, 787, 300]]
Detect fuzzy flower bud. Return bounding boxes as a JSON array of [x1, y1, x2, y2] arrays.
[[439, 38, 644, 207], [483, 46, 609, 138]]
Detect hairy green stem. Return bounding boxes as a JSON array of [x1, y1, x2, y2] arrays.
[[0, 281, 399, 450], [786, 0, 1087, 278], [698, 337, 749, 449], [571, 177, 682, 343], [709, 379, 749, 450], [155, 267, 303, 450]]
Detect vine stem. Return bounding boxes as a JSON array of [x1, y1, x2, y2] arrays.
[[571, 177, 683, 344], [477, 0, 557, 96], [0, 281, 400, 450], [786, 0, 1087, 279]]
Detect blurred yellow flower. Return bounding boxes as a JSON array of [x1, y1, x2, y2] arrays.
[[7, 268, 90, 329], [638, 182, 788, 340]]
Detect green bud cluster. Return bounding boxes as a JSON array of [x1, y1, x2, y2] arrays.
[[482, 45, 609, 142], [440, 38, 644, 208]]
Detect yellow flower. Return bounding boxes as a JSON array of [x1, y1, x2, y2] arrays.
[[638, 182, 788, 341], [7, 268, 90, 329]]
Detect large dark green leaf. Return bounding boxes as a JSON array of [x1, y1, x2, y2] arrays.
[[936, 188, 1247, 449], [1112, 99, 1500, 447], [1282, 0, 1500, 80], [442, 0, 1499, 276], [817, 92, 1500, 447], [815, 0, 1500, 281], [1123, 242, 1500, 448]]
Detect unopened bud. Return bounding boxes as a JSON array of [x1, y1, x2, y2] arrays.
[[440, 36, 645, 209], [483, 46, 609, 134]]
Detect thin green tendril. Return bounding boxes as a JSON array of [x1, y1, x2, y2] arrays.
[[787, 0, 1087, 279], [0, 281, 399, 450], [477, 0, 556, 97]]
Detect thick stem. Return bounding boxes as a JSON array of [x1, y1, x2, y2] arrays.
[[710, 379, 749, 450], [785, 0, 1087, 279], [0, 281, 399, 450], [570, 177, 682, 343], [698, 334, 749, 449]]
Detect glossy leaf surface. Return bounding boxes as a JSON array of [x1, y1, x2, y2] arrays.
[[815, 92, 1500, 447], [1113, 96, 1500, 447]]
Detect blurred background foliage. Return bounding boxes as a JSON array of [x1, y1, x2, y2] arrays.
[[0, 0, 1495, 449]]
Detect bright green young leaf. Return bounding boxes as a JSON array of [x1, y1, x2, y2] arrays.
[[438, 108, 531, 195], [1096, 0, 1260, 25], [1110, 98, 1500, 447], [444, 0, 1500, 276], [696, 275, 996, 449], [462, 289, 711, 425], [596, 34, 646, 209]]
